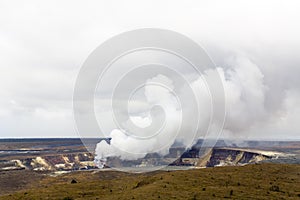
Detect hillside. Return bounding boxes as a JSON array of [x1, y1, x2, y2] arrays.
[[0, 163, 299, 199]]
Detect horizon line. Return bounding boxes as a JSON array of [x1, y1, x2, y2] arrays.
[[0, 137, 300, 142]]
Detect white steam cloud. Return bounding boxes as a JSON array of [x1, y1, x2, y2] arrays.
[[95, 54, 300, 165], [95, 75, 182, 162]]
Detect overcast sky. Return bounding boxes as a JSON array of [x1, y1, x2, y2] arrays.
[[0, 0, 300, 139]]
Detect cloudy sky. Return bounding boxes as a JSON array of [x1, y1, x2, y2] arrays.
[[0, 0, 300, 139]]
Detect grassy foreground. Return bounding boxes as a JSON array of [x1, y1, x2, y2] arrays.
[[1, 163, 299, 200]]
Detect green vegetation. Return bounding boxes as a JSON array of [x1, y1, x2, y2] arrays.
[[1, 163, 299, 199]]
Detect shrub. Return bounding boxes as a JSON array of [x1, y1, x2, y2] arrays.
[[63, 197, 73, 200], [269, 185, 280, 192]]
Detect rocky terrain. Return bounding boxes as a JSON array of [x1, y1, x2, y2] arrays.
[[1, 139, 296, 172], [0, 153, 96, 172], [0, 147, 277, 172], [104, 147, 285, 169]]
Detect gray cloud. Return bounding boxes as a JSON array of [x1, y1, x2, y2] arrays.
[[0, 0, 299, 139]]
